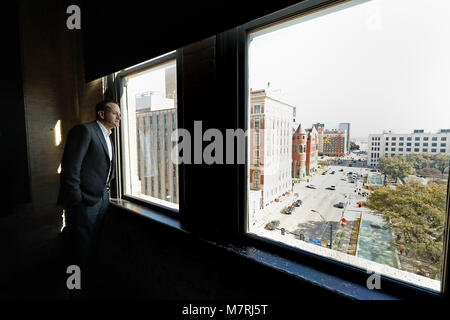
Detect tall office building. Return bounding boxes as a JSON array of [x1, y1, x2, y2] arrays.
[[134, 64, 178, 204], [313, 123, 325, 153], [339, 123, 351, 152], [136, 107, 179, 204], [305, 127, 319, 174]]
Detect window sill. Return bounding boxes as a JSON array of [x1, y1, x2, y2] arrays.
[[110, 198, 183, 233], [109, 199, 429, 300]]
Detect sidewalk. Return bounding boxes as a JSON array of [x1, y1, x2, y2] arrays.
[[253, 175, 312, 229], [253, 190, 296, 229], [332, 219, 355, 253]]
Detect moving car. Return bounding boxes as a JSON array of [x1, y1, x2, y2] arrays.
[[306, 184, 316, 189], [337, 202, 344, 208], [327, 185, 336, 190]]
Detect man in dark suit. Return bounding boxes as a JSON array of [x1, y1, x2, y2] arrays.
[[57, 99, 121, 297]]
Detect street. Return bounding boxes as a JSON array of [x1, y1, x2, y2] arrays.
[[253, 163, 373, 251]]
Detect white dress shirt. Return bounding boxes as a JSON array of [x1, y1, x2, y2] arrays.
[[96, 120, 113, 185]]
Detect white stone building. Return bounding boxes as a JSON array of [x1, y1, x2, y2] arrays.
[[368, 129, 450, 167], [249, 88, 294, 208]]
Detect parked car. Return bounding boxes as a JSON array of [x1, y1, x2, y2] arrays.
[[285, 206, 295, 214], [337, 202, 344, 208], [293, 200, 302, 207], [331, 171, 335, 174], [339, 169, 344, 172], [265, 220, 280, 230]]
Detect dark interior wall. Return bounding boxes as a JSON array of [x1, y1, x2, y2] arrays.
[[0, 0, 102, 298], [0, 1, 29, 216], [92, 205, 343, 299], [19, 0, 102, 218]]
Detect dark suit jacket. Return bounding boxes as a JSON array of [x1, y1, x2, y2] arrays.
[[57, 121, 115, 207]]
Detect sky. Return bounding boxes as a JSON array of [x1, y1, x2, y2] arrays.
[[248, 0, 450, 139], [126, 59, 176, 111]]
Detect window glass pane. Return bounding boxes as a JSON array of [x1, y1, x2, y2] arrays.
[[121, 59, 178, 210], [247, 0, 450, 293]]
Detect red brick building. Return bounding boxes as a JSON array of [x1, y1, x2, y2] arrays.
[[292, 124, 318, 178], [321, 129, 347, 156], [292, 124, 307, 178]]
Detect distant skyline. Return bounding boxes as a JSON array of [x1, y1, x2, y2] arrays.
[[248, 0, 450, 138]]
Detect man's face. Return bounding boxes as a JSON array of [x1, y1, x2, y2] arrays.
[[100, 103, 121, 129]]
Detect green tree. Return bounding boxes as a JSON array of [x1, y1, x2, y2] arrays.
[[378, 155, 415, 183], [433, 153, 450, 174], [367, 181, 447, 272], [350, 141, 360, 151], [405, 153, 429, 170]]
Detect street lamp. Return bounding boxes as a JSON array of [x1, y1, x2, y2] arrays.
[[311, 209, 333, 249], [329, 223, 332, 249], [311, 209, 326, 222]]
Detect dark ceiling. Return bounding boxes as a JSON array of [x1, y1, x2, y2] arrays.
[[81, 0, 302, 81]]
